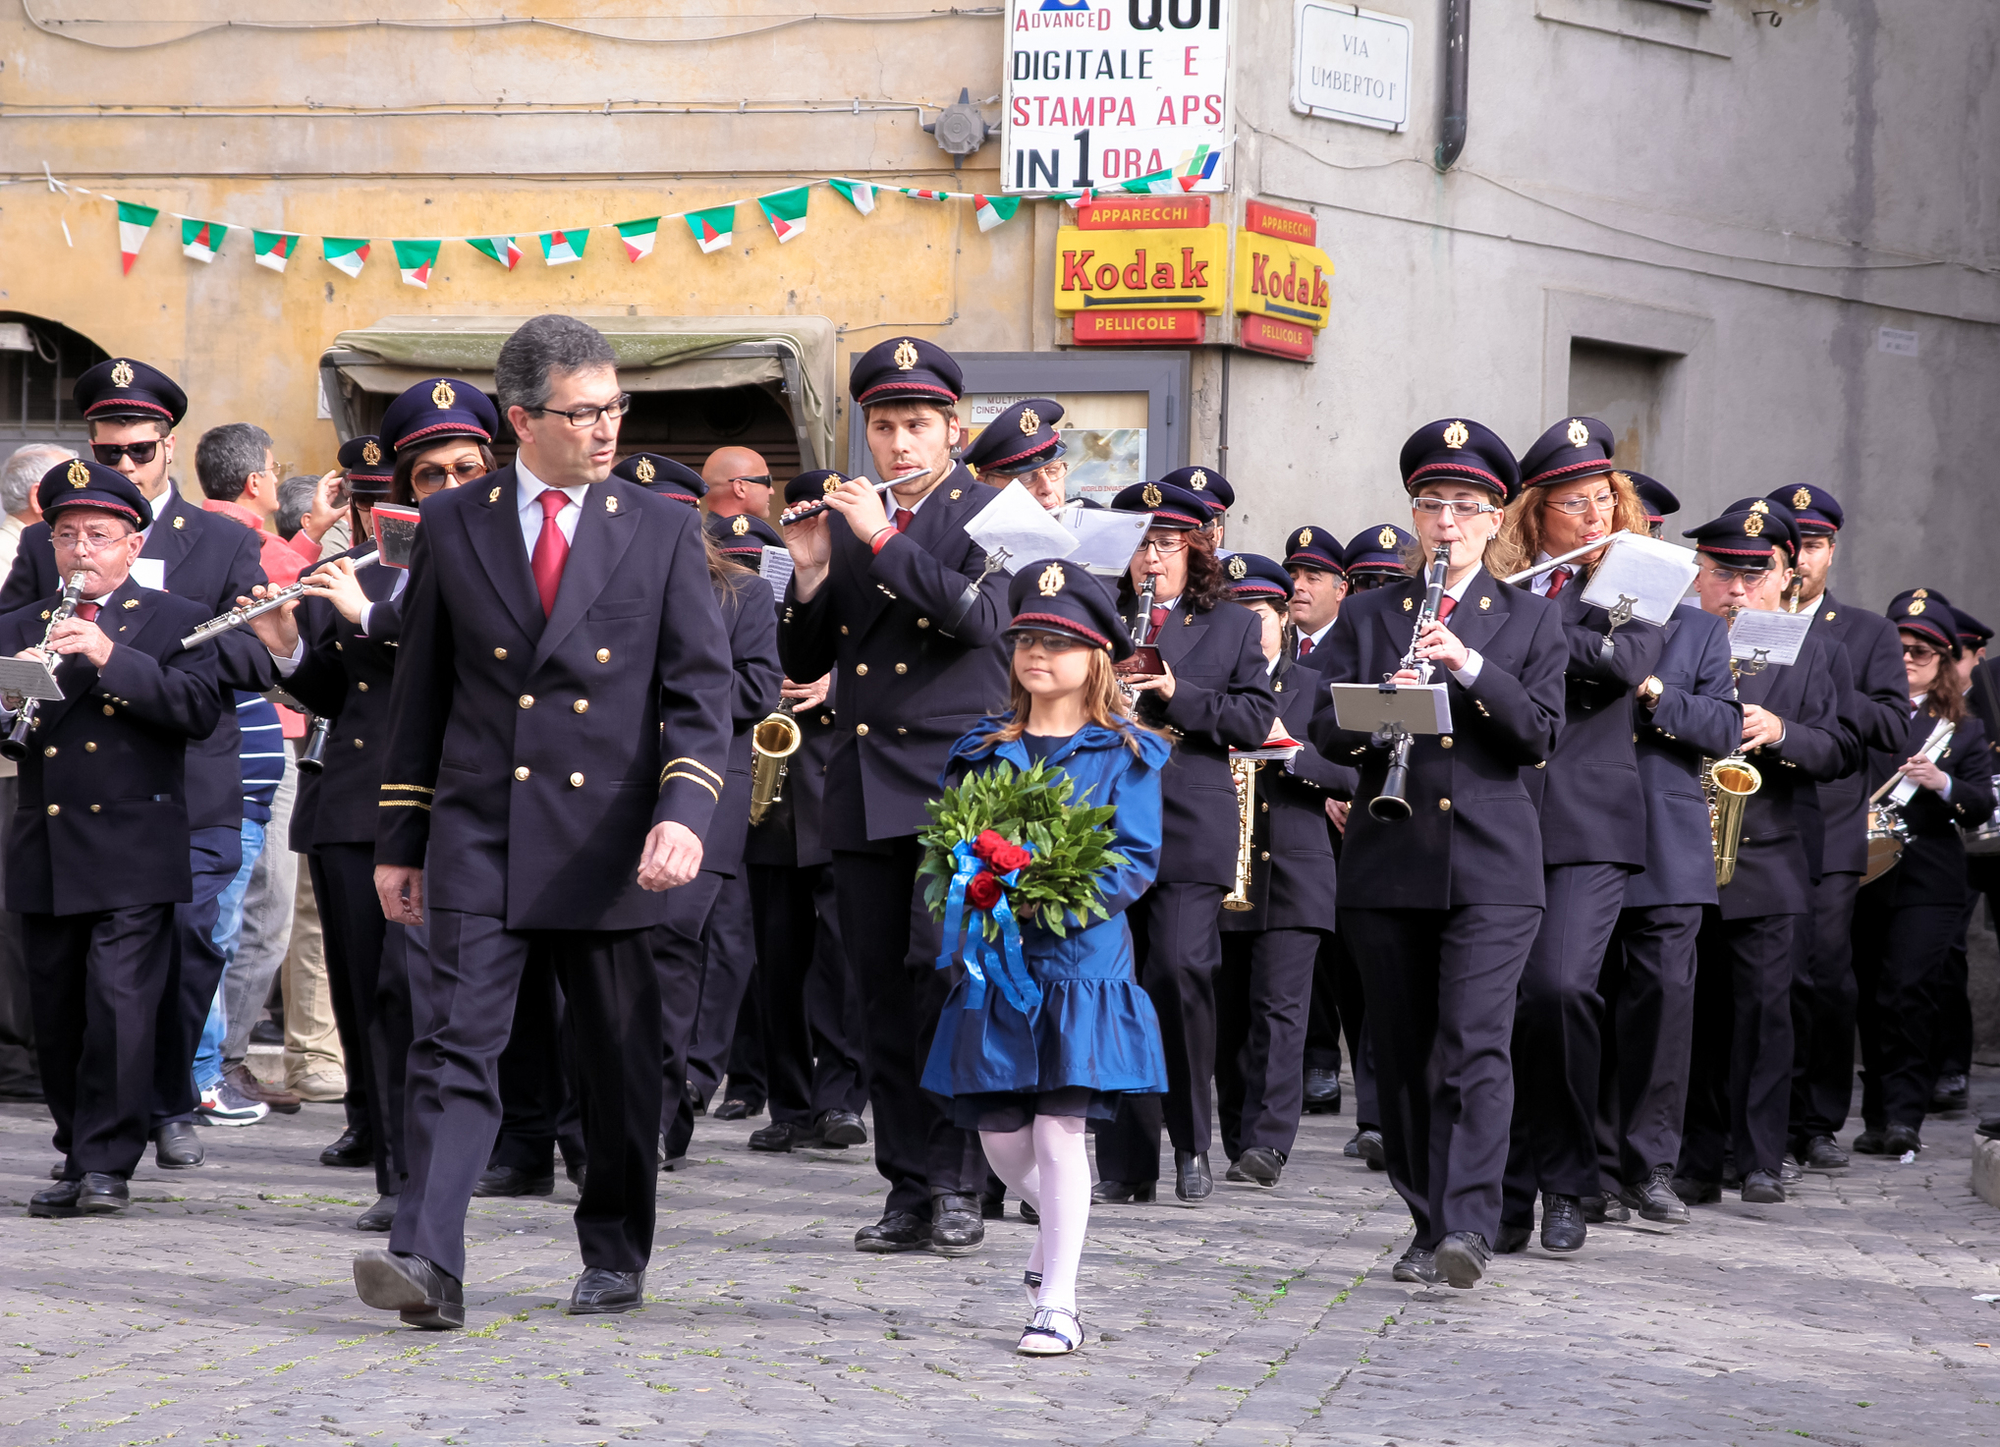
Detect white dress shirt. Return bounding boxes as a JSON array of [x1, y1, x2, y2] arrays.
[[516, 458, 587, 553]]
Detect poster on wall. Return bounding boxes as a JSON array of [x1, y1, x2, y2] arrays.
[[964, 392, 1149, 504], [1002, 0, 1232, 195]]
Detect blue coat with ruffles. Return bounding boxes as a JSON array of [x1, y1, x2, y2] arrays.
[[921, 719, 1172, 1100]]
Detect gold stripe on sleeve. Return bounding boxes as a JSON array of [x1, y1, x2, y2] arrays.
[[664, 756, 724, 786], [660, 769, 720, 801]]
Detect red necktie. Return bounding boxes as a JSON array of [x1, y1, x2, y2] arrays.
[[1297, 634, 1315, 659], [894, 508, 915, 533], [75, 603, 100, 622], [531, 490, 570, 617], [1436, 596, 1456, 623], [1146, 605, 1168, 644], [1546, 567, 1570, 598]]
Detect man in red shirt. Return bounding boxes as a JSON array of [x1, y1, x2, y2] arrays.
[[193, 424, 340, 586]]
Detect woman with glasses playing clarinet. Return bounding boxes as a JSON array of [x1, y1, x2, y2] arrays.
[[1307, 420, 1565, 1290]]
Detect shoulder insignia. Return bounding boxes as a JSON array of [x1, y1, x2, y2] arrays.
[[122, 598, 139, 610], [1824, 610, 1836, 621], [731, 515, 749, 536], [66, 458, 89, 488], [950, 488, 962, 500], [634, 457, 655, 484], [1566, 418, 1590, 448], [1402, 596, 1414, 612], [893, 339, 919, 371], [489, 486, 502, 502], [1037, 561, 1065, 597], [1792, 486, 1813, 510], [39, 610, 49, 621], [1184, 610, 1193, 625], [605, 495, 618, 514], [173, 516, 185, 529], [1274, 680, 1283, 692], [1442, 420, 1469, 449], [1019, 407, 1040, 435], [431, 379, 456, 409], [1479, 595, 1491, 611], [110, 359, 135, 388], [1377, 525, 1397, 549], [361, 439, 383, 466], [1226, 555, 1247, 580]]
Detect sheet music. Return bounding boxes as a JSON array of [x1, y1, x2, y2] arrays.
[[1058, 508, 1153, 574], [757, 546, 794, 603], [0, 657, 63, 702], [1329, 682, 1452, 736], [1577, 533, 1697, 626], [963, 482, 1077, 574], [1728, 608, 1814, 667]]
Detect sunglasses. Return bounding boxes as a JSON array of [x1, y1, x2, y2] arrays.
[[92, 440, 161, 466]]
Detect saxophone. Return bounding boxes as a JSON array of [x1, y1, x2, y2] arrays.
[[748, 709, 803, 826], [1703, 612, 1764, 887], [1221, 753, 1257, 912]]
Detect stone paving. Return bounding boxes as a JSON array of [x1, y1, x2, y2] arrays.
[[4, 1069, 2000, 1446]]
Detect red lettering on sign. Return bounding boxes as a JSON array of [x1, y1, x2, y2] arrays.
[[1073, 310, 1205, 346], [1246, 201, 1317, 245], [1240, 314, 1316, 361], [1061, 249, 1096, 291], [1122, 250, 1149, 289], [1180, 248, 1208, 289], [1074, 197, 1210, 229]]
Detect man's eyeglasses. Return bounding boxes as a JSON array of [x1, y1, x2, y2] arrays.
[[91, 440, 160, 466], [1136, 536, 1189, 556], [1542, 490, 1616, 516], [1698, 565, 1763, 584], [1006, 629, 1088, 654], [411, 460, 488, 489], [525, 394, 633, 429], [52, 528, 133, 552], [1411, 498, 1500, 519]]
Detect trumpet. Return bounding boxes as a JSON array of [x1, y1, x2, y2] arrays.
[[179, 550, 379, 648], [747, 709, 803, 826], [0, 570, 87, 763], [1370, 543, 1451, 823], [1221, 753, 1258, 912]]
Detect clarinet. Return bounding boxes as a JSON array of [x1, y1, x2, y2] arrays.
[[1, 571, 89, 762], [296, 714, 334, 775], [1118, 574, 1158, 703], [1369, 544, 1451, 823]]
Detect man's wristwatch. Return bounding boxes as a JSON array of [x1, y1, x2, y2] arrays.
[[1638, 675, 1664, 707]]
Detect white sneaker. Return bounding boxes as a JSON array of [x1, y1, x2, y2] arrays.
[[198, 1081, 269, 1126]]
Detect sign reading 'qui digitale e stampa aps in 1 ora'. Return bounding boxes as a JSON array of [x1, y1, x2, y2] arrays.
[[1003, 0, 1232, 195]]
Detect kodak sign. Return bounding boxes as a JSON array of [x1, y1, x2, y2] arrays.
[[1232, 231, 1334, 330], [1052, 224, 1228, 315]]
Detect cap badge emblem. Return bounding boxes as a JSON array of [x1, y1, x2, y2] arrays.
[[1190, 469, 1208, 490], [109, 360, 135, 388], [1742, 513, 1765, 537], [361, 439, 383, 466], [893, 339, 919, 371], [1914, 588, 1929, 599], [635, 457, 656, 484], [1377, 525, 1397, 549], [1792, 486, 1813, 511], [66, 459, 90, 488], [1142, 483, 1162, 508], [1298, 528, 1313, 548], [432, 380, 456, 409], [731, 515, 749, 536], [1908, 598, 1926, 616], [1019, 407, 1040, 435], [1442, 420, 1470, 449], [1037, 562, 1065, 597], [1566, 418, 1591, 449], [822, 475, 841, 496], [1750, 499, 1770, 515], [1226, 555, 1247, 580]]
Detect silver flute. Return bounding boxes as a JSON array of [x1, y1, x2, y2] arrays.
[[179, 549, 379, 648], [778, 469, 929, 526]]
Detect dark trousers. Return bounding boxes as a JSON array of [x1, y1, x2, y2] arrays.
[[1596, 903, 1700, 1191], [1503, 863, 1630, 1216], [25, 905, 175, 1177], [392, 910, 661, 1281], [489, 960, 586, 1178], [1852, 887, 1962, 1131], [752, 862, 868, 1126], [0, 773, 39, 1098], [1215, 927, 1321, 1160], [313, 843, 413, 1197], [1302, 934, 1344, 1076], [655, 871, 723, 1160], [151, 825, 242, 1127], [833, 841, 983, 1219], [1788, 870, 1862, 1141], [722, 971, 767, 1109], [683, 872, 758, 1106], [1682, 910, 1795, 1181], [1340, 904, 1540, 1249], [1305, 929, 1378, 1127], [1097, 882, 1227, 1183]]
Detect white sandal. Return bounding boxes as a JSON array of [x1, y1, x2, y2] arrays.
[[1017, 1305, 1083, 1356]]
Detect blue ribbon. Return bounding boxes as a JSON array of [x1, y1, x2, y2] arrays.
[[935, 839, 1041, 1016]]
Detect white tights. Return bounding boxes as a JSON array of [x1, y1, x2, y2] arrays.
[[979, 1114, 1091, 1315]]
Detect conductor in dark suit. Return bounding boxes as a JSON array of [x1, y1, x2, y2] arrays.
[[1308, 419, 1566, 1290], [2, 463, 222, 1215], [352, 317, 734, 1329], [776, 338, 1010, 1257]]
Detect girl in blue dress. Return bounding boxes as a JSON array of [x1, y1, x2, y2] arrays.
[[921, 559, 1170, 1356]]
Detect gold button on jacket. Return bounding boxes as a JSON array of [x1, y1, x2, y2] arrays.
[[514, 766, 531, 781]]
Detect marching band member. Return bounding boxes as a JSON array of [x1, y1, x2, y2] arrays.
[[1092, 480, 1276, 1205], [1924, 603, 1993, 1112], [961, 400, 1073, 512], [1307, 419, 1565, 1289], [1282, 526, 1347, 664], [1161, 466, 1233, 546], [1340, 525, 1415, 593]]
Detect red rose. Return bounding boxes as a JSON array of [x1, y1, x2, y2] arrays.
[[972, 829, 1011, 864], [990, 841, 1034, 873], [965, 870, 1003, 911]]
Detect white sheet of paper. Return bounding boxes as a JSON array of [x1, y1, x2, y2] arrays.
[[963, 481, 1077, 575], [1059, 507, 1154, 574], [757, 546, 794, 604], [0, 656, 62, 702], [130, 557, 165, 592], [1728, 608, 1814, 667], [1329, 681, 1452, 735], [1578, 533, 1698, 626]]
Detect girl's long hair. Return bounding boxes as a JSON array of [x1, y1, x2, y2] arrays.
[[1489, 469, 1650, 583], [978, 648, 1165, 757], [1903, 632, 1967, 724]]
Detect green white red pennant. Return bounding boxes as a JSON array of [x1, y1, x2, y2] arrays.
[[757, 187, 810, 243], [180, 217, 228, 263], [392, 239, 440, 288], [827, 178, 875, 215], [253, 231, 301, 273], [115, 201, 158, 274], [466, 236, 522, 270], [322, 237, 370, 278], [537, 228, 587, 265], [973, 195, 1020, 233], [685, 205, 735, 254], [615, 217, 660, 261]]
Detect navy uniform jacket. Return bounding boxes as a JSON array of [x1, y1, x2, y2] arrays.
[[1220, 654, 1354, 932], [1863, 708, 1995, 909], [0, 577, 223, 914], [282, 560, 403, 850], [375, 468, 735, 931], [743, 676, 841, 871], [1968, 659, 2000, 746], [777, 464, 1010, 848], [0, 488, 270, 834], [1521, 586, 1665, 869], [1117, 596, 1279, 887], [1799, 596, 1916, 876], [1308, 567, 1566, 910], [699, 565, 784, 879], [1622, 605, 1744, 910], [1716, 632, 1851, 920]]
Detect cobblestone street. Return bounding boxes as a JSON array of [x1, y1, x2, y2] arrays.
[[5, 1069, 2000, 1446]]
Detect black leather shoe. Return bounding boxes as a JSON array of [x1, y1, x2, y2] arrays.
[[1779, 1154, 1804, 1184], [1540, 1193, 1586, 1253], [1302, 1068, 1343, 1115], [980, 1192, 1006, 1220], [1800, 1134, 1849, 1171], [685, 1081, 707, 1116], [320, 1127, 373, 1168], [1670, 1175, 1721, 1205], [354, 1249, 463, 1329], [1229, 1146, 1284, 1187], [154, 1121, 203, 1169], [712, 1098, 754, 1122], [1020, 1200, 1040, 1225], [1092, 1178, 1156, 1204], [355, 1195, 398, 1232], [1851, 1126, 1893, 1155], [748, 1119, 822, 1153], [1352, 1129, 1386, 1171], [1622, 1166, 1690, 1224], [472, 1165, 554, 1197], [28, 1178, 82, 1218], [1977, 1116, 2000, 1142], [1494, 1222, 1532, 1254], [1581, 1193, 1629, 1224], [1435, 1231, 1491, 1289], [854, 1211, 931, 1253], [566, 1267, 646, 1315], [928, 1194, 986, 1257], [1883, 1122, 1923, 1155], [1174, 1149, 1213, 1203], [1741, 1168, 1786, 1204], [815, 1109, 868, 1147], [78, 1173, 129, 1215], [1391, 1246, 1440, 1285], [564, 1158, 585, 1190], [1930, 1073, 1969, 1113]]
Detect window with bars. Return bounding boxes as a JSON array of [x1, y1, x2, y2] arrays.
[[0, 315, 110, 438]]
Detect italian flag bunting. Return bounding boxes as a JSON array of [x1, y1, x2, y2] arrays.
[[1120, 169, 1180, 197], [323, 237, 370, 278], [538, 228, 587, 265], [466, 235, 522, 270], [757, 187, 811, 243], [684, 205, 735, 254], [973, 195, 1020, 233], [253, 230, 301, 273], [827, 178, 875, 215], [115, 201, 158, 274], [180, 217, 228, 263], [899, 187, 948, 202], [615, 216, 660, 262], [392, 239, 440, 288]]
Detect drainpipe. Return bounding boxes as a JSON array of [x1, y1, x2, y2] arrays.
[[1436, 0, 1469, 171]]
